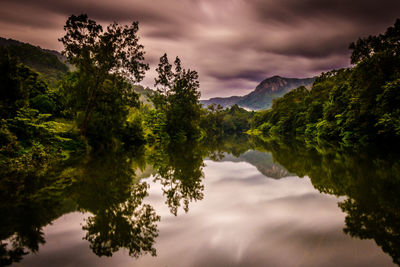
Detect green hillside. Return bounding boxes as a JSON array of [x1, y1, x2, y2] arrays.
[[0, 37, 69, 86]]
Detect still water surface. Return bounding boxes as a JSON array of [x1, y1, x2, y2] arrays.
[[4, 138, 399, 266]]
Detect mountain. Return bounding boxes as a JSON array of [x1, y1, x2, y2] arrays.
[[201, 76, 315, 110], [220, 150, 291, 179], [202, 96, 242, 107], [0, 37, 69, 86], [132, 85, 154, 106]]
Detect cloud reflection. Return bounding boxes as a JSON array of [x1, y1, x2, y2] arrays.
[[15, 160, 394, 266]]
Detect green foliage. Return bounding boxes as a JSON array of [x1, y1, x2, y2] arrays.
[[200, 104, 253, 140], [349, 18, 400, 65], [121, 108, 146, 146], [144, 110, 169, 142], [200, 104, 225, 138], [150, 54, 202, 141], [221, 105, 253, 134], [0, 49, 59, 118], [253, 19, 400, 146], [0, 121, 20, 156], [59, 14, 148, 146], [0, 48, 84, 163], [0, 37, 69, 86]]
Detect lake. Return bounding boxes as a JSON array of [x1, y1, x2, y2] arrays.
[[2, 136, 399, 266]]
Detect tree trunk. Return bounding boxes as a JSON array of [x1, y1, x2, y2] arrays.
[[80, 102, 94, 136], [80, 72, 102, 137]]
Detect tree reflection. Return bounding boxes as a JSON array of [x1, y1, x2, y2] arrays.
[[0, 145, 75, 265], [147, 141, 205, 215], [254, 136, 400, 265], [0, 138, 216, 264], [72, 150, 160, 257]]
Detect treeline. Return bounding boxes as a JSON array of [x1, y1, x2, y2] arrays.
[[200, 104, 253, 138], [7, 14, 399, 163], [0, 14, 254, 166], [252, 19, 400, 146]]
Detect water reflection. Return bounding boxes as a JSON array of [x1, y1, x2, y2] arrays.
[[0, 139, 210, 265], [147, 141, 205, 215], [220, 150, 290, 179], [71, 151, 160, 258], [0, 147, 75, 265], [253, 137, 400, 265], [1, 135, 400, 265]]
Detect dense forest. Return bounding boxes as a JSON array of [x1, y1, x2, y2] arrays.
[[251, 19, 400, 147], [2, 15, 400, 173], [0, 14, 253, 168]]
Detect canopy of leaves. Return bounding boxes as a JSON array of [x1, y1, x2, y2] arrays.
[[150, 54, 201, 140], [59, 14, 149, 146]]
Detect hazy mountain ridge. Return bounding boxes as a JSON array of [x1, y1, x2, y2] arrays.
[[220, 150, 291, 179], [201, 76, 315, 110], [0, 37, 69, 85], [0, 37, 68, 64], [202, 96, 242, 107], [132, 85, 154, 106]]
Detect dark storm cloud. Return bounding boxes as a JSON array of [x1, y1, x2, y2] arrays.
[[207, 69, 269, 83], [0, 3, 60, 29], [2, 0, 176, 24], [252, 0, 400, 26], [249, 0, 400, 58], [1, 0, 399, 98]]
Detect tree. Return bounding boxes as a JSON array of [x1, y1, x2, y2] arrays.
[[59, 14, 149, 139], [151, 53, 201, 140], [0, 48, 53, 118], [349, 18, 400, 64]]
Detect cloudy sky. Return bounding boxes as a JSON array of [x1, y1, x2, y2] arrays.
[[1, 0, 399, 99]]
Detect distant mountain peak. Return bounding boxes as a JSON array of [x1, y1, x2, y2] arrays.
[[201, 75, 315, 110], [270, 75, 282, 79]]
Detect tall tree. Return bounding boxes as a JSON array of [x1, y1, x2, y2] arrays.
[[59, 14, 149, 137], [152, 53, 201, 140], [349, 19, 400, 64]]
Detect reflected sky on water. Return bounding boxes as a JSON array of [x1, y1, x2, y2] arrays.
[[15, 158, 395, 267]]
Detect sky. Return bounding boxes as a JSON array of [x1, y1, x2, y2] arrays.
[[1, 0, 400, 99]]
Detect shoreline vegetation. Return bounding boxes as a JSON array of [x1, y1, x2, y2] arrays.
[[0, 14, 256, 166], [250, 19, 400, 148], [1, 16, 399, 161]]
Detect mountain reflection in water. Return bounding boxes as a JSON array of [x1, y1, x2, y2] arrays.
[[1, 135, 399, 266]]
